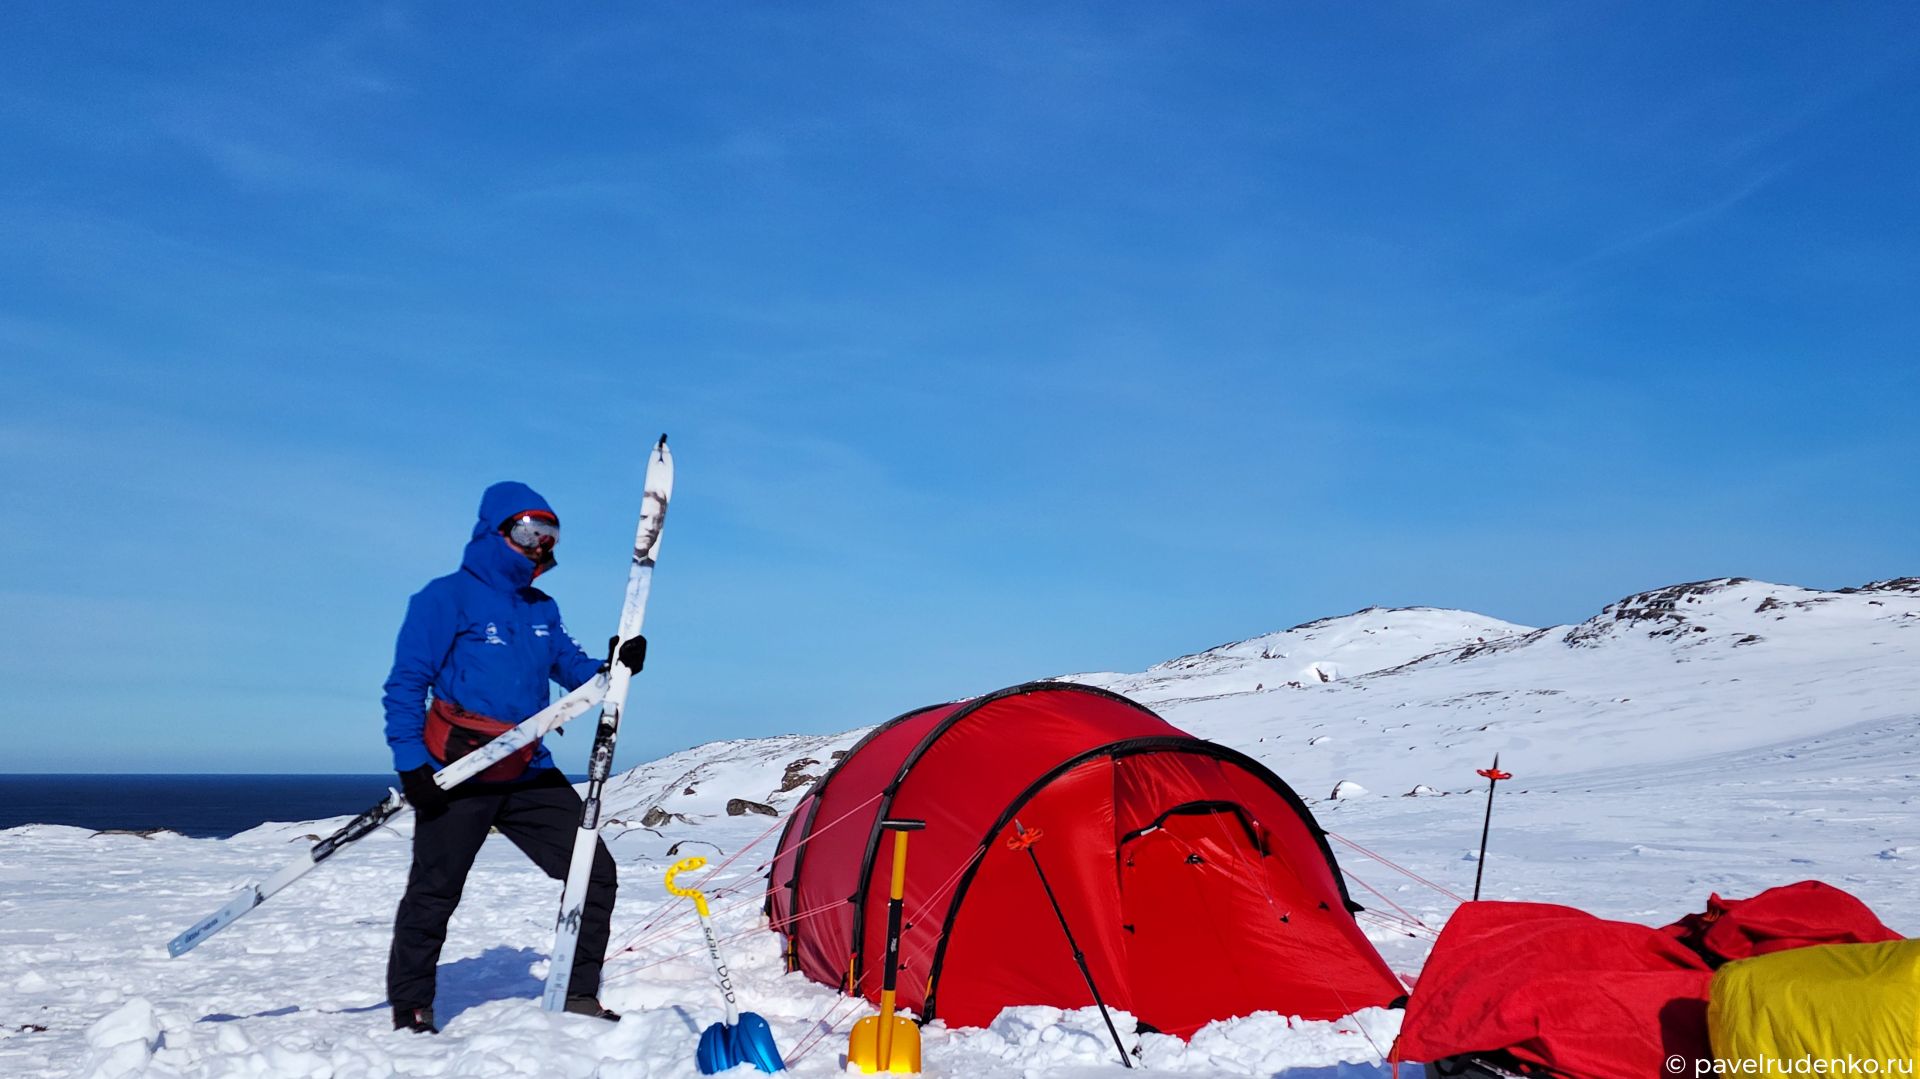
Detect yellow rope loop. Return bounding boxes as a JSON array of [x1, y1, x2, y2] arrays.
[[663, 856, 712, 917]]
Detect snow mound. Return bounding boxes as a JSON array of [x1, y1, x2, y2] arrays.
[[81, 997, 161, 1079], [1144, 1007, 1404, 1074]]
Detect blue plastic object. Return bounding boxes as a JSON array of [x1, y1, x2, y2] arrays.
[[696, 1013, 786, 1074]]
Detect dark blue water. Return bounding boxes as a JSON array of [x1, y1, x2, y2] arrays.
[[0, 775, 404, 838]]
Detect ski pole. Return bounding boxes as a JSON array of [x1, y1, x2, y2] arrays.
[[1006, 820, 1132, 1069], [1471, 754, 1511, 902]]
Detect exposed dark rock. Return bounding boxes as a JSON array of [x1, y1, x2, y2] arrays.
[[640, 806, 694, 829], [777, 758, 821, 794], [1565, 578, 1749, 647], [90, 828, 176, 839], [726, 798, 778, 818]]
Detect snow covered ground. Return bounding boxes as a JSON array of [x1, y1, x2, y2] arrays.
[[5, 577, 1915, 1078]]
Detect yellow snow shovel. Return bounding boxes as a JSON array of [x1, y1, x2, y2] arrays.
[[849, 819, 925, 1074]]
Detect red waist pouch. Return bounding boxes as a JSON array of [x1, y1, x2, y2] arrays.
[[425, 698, 534, 783]]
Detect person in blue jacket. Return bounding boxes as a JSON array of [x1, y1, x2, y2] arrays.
[[381, 480, 643, 1033]]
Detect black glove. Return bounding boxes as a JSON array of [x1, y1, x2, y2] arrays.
[[600, 633, 647, 674], [617, 633, 647, 673], [399, 765, 449, 820]]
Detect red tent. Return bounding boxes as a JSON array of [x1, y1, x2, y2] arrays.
[[764, 681, 1404, 1037]]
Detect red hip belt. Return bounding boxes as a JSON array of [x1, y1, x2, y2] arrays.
[[425, 697, 536, 783]]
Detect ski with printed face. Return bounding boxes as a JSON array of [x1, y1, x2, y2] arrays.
[[167, 673, 611, 957], [542, 433, 674, 1011]]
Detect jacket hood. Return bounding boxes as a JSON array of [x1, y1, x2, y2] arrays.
[[462, 481, 557, 591]]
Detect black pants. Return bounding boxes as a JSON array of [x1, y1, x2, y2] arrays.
[[386, 770, 618, 1009]]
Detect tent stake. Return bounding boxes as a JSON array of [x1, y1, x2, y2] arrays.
[[1006, 819, 1132, 1068], [1471, 754, 1512, 902]]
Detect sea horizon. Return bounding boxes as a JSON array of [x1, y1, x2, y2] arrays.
[[0, 773, 581, 838]]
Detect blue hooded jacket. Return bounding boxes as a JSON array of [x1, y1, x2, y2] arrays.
[[381, 481, 604, 774]]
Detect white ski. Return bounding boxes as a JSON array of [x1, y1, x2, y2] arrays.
[[166, 664, 612, 957], [542, 433, 673, 1011]]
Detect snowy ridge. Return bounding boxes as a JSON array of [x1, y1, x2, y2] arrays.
[[1066, 605, 1533, 704], [4, 576, 1916, 1078], [1145, 576, 1920, 799]]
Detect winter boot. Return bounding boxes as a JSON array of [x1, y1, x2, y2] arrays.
[[392, 1004, 438, 1033], [563, 997, 620, 1022]]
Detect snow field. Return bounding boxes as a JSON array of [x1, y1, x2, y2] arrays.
[[5, 578, 1915, 1077], [4, 815, 1403, 1078]]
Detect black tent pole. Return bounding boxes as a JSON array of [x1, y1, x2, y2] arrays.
[[1007, 819, 1132, 1069]]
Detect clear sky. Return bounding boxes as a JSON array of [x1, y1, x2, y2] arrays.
[[4, 3, 1915, 773]]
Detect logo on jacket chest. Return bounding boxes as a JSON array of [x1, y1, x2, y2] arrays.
[[480, 621, 548, 645]]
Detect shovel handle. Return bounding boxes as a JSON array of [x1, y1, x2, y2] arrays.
[[881, 819, 924, 902], [877, 820, 925, 1071], [665, 856, 712, 917]]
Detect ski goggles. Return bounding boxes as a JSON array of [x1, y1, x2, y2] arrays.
[[503, 512, 560, 554]]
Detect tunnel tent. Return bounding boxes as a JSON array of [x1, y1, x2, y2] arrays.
[[765, 681, 1404, 1038]]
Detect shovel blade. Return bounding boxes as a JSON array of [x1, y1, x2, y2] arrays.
[[696, 1022, 736, 1075], [697, 1016, 786, 1074], [731, 1012, 787, 1073], [848, 1014, 922, 1074]]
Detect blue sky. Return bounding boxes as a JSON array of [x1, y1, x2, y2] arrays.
[[4, 3, 1915, 772]]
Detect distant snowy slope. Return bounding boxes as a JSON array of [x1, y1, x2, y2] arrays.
[[597, 607, 1532, 829], [1066, 606, 1533, 704], [599, 577, 1919, 828], [1138, 577, 1920, 799]]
